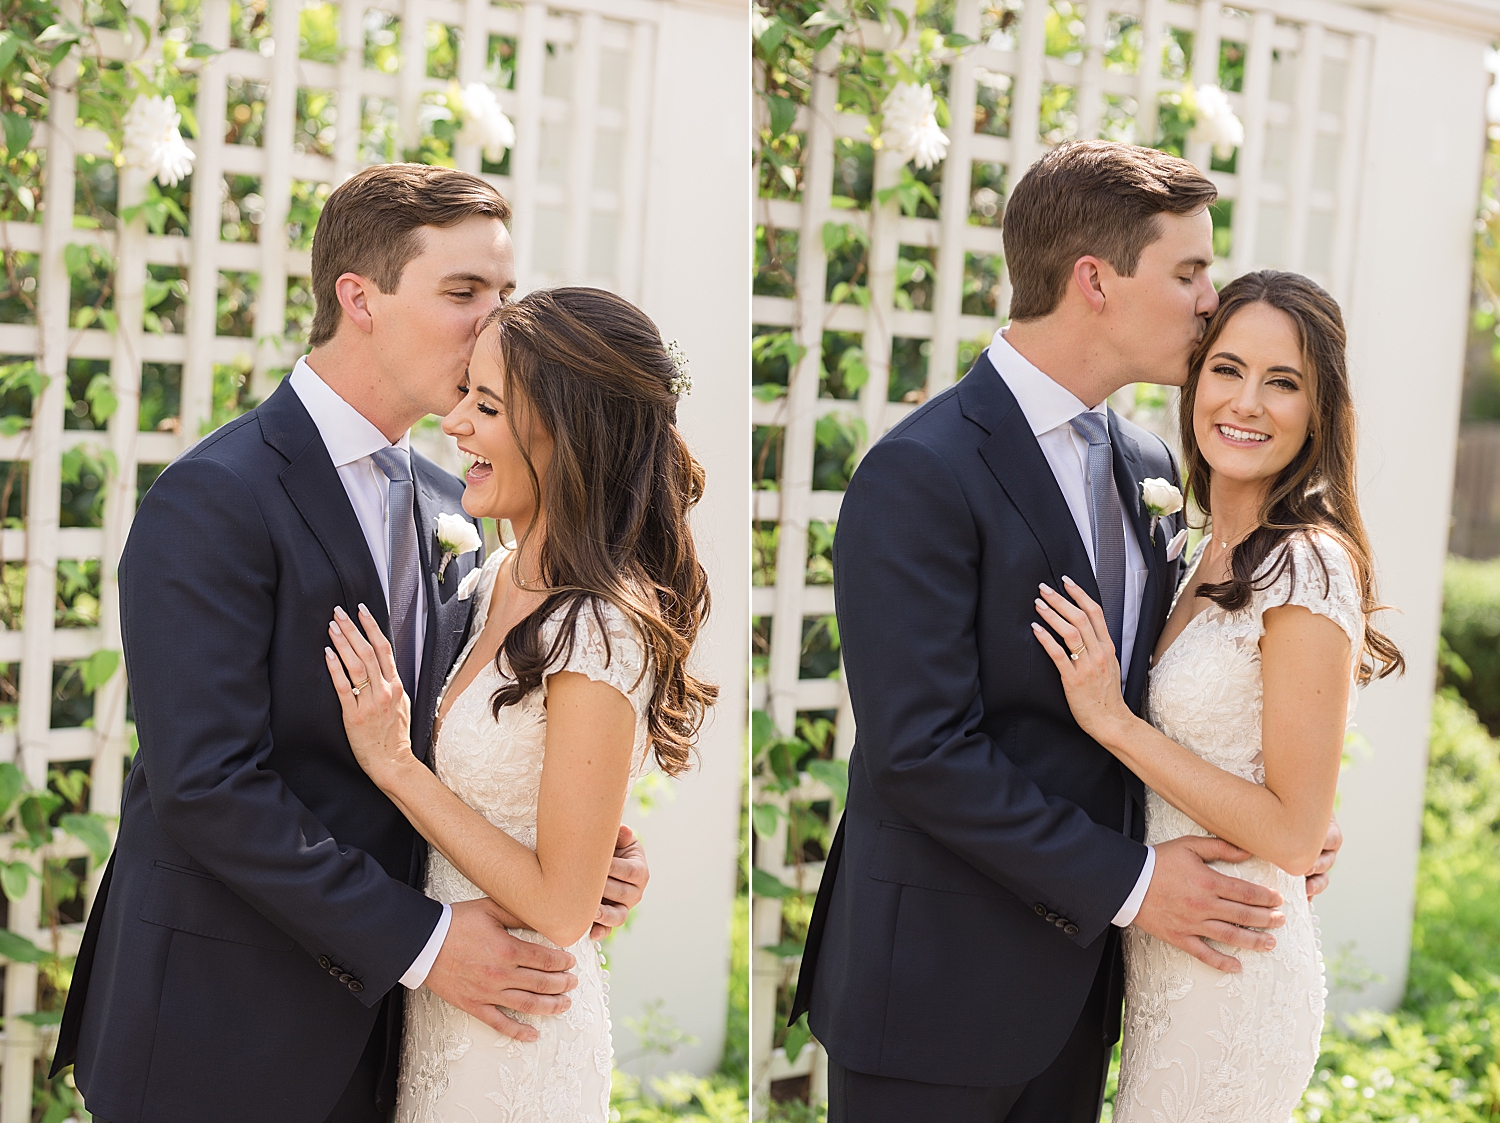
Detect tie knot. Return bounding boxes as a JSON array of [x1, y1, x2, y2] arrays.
[[371, 446, 412, 483], [1069, 411, 1110, 447]]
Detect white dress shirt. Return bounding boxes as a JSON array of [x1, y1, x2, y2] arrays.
[[289, 356, 452, 987], [985, 330, 1156, 928]]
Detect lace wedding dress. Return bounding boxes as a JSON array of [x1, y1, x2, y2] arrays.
[[1115, 532, 1361, 1123], [396, 550, 653, 1123]]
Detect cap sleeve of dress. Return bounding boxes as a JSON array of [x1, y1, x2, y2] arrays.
[[1252, 530, 1363, 652], [539, 597, 653, 716]]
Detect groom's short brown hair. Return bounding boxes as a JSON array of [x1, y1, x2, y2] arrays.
[[1003, 141, 1217, 321], [308, 163, 511, 346]]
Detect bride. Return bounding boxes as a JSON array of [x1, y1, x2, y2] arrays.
[[1032, 270, 1403, 1121], [321, 287, 716, 1122]]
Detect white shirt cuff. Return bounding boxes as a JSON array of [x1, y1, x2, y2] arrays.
[[1112, 846, 1155, 927], [400, 902, 452, 989]]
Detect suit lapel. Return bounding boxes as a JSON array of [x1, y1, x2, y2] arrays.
[[410, 459, 478, 762], [961, 354, 1102, 609], [260, 381, 392, 639]]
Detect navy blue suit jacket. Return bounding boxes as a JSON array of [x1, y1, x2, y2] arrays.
[[791, 353, 1185, 1087], [51, 379, 482, 1123]]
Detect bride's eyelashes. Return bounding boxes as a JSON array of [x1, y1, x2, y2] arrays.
[[476, 400, 500, 418]]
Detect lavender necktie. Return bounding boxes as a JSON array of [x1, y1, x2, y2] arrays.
[[371, 446, 419, 692], [1068, 411, 1126, 659]]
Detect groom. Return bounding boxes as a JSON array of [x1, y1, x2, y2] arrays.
[[52, 164, 648, 1123], [792, 141, 1342, 1121]]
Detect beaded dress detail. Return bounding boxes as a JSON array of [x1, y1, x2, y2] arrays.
[[1115, 532, 1361, 1123], [396, 549, 653, 1123]]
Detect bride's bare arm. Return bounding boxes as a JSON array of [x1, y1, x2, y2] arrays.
[[1033, 580, 1349, 877], [326, 605, 637, 948]]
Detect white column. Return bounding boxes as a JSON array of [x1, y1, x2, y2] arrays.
[[608, 0, 747, 1081], [1326, 15, 1491, 1013]]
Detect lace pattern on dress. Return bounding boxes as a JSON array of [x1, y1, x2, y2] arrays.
[[396, 549, 654, 1123], [1115, 531, 1356, 1123]]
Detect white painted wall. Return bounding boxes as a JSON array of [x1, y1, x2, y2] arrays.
[[601, 0, 749, 1078], [1323, 10, 1495, 1013]]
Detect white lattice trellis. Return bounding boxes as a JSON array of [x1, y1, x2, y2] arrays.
[[0, 0, 668, 1113], [751, 0, 1380, 1109]]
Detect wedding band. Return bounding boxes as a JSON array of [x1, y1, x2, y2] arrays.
[[350, 678, 371, 696], [1069, 645, 1085, 661]]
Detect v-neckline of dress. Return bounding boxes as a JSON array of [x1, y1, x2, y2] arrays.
[[1150, 542, 1217, 671]]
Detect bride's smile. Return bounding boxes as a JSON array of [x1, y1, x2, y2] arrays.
[[442, 329, 554, 534]]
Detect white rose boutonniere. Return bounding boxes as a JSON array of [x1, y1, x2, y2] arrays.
[[1140, 478, 1185, 544], [435, 513, 483, 583]]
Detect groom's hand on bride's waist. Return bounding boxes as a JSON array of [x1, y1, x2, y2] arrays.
[[1131, 836, 1288, 975], [1303, 817, 1342, 902], [590, 823, 650, 941], [424, 898, 581, 1043]]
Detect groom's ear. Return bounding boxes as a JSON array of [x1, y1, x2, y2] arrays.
[[1072, 256, 1109, 314], [334, 272, 377, 335]]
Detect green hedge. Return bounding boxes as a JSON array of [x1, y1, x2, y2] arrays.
[[1441, 557, 1500, 733]]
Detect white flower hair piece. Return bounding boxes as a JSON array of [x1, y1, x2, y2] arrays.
[[881, 82, 949, 171], [1188, 84, 1245, 160], [435, 512, 483, 583], [456, 82, 517, 163], [666, 340, 692, 396], [122, 94, 196, 187]]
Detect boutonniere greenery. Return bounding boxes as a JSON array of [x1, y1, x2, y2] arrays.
[[434, 512, 482, 582], [1140, 478, 1185, 544]]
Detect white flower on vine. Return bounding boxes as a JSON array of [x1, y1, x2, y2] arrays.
[[751, 4, 771, 39], [1188, 84, 1244, 160], [881, 82, 949, 171], [122, 94, 196, 187], [456, 82, 516, 162]]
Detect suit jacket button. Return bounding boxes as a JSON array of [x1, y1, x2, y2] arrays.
[[349, 980, 364, 993], [1064, 924, 1080, 936], [1034, 903, 1047, 917], [339, 973, 353, 984], [318, 956, 331, 970], [1045, 912, 1059, 923]]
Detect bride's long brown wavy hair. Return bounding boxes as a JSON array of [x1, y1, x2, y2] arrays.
[[483, 287, 716, 775], [1181, 270, 1403, 685]]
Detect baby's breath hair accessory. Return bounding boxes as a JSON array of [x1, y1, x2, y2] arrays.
[[666, 340, 692, 396]]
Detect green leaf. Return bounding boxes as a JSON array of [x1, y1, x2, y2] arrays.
[[0, 112, 31, 159], [61, 813, 112, 863], [751, 709, 778, 756], [18, 1010, 61, 1026], [86, 374, 118, 425], [752, 382, 786, 402], [751, 867, 795, 899], [751, 802, 781, 838], [803, 10, 842, 28], [837, 347, 869, 392], [79, 648, 120, 693], [944, 32, 978, 48], [757, 19, 787, 56], [63, 243, 91, 278], [0, 927, 47, 964], [828, 195, 857, 210], [0, 33, 20, 73], [783, 1012, 813, 1063], [0, 862, 30, 903], [0, 763, 23, 815], [766, 94, 796, 140], [761, 940, 805, 958], [34, 23, 75, 46], [812, 26, 839, 52], [806, 758, 850, 811]]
